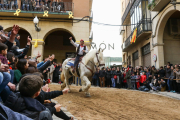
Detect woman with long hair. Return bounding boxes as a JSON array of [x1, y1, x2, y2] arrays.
[[14, 59, 29, 84]]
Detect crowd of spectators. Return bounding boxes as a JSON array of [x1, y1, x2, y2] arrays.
[[91, 62, 180, 93], [0, 0, 68, 12], [0, 25, 73, 120]]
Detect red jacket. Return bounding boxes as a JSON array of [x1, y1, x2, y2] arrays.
[[123, 73, 127, 83], [140, 75, 147, 83]]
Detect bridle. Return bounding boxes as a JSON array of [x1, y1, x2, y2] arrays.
[[96, 53, 105, 67]]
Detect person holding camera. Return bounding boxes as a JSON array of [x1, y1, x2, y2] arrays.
[[10, 36, 31, 59]]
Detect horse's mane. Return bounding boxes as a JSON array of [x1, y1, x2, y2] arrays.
[[83, 49, 97, 65]]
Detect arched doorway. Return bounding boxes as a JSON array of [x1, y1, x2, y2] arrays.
[[3, 27, 32, 57], [163, 11, 180, 65], [43, 29, 76, 63]]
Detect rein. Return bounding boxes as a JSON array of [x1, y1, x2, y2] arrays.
[[81, 62, 94, 75], [96, 53, 105, 67]]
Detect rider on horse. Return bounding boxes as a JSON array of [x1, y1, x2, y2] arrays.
[[69, 37, 89, 73]]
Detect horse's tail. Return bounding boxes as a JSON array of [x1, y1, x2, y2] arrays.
[[61, 58, 71, 82], [60, 70, 65, 82]]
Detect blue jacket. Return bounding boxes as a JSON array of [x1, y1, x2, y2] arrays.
[[93, 71, 99, 79], [37, 61, 44, 68], [0, 103, 32, 120]]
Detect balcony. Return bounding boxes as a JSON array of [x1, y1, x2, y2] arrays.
[[0, 2, 73, 19], [148, 0, 171, 11], [121, 0, 136, 25], [122, 19, 152, 52]]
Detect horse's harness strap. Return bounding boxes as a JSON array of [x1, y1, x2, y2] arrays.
[[81, 62, 94, 75], [96, 53, 105, 67]]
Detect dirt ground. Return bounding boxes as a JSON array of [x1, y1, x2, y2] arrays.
[[49, 84, 180, 120]]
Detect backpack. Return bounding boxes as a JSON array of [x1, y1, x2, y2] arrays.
[[114, 75, 117, 79]]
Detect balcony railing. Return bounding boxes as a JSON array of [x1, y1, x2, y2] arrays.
[[121, 0, 136, 25], [0, 2, 73, 15], [123, 19, 152, 51], [148, 0, 171, 11]]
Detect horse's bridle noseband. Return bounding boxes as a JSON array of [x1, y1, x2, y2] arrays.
[[96, 53, 105, 67]]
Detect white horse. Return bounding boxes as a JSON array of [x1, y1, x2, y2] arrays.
[[60, 48, 105, 97]]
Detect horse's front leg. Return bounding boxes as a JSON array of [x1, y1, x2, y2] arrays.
[[85, 90, 91, 97], [64, 67, 72, 92], [79, 76, 91, 92]]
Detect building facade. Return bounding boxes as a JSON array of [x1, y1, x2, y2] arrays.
[[120, 0, 180, 68], [0, 0, 93, 63]]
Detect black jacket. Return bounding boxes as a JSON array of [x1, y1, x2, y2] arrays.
[[5, 92, 46, 120], [15, 38, 20, 48], [36, 90, 63, 104], [116, 70, 121, 77], [53, 66, 60, 78], [165, 68, 171, 78], [13, 45, 30, 59], [99, 70, 105, 77], [5, 41, 14, 52], [111, 70, 116, 78], [5, 90, 64, 119], [38, 60, 51, 73], [106, 71, 111, 79], [35, 90, 63, 114], [158, 69, 165, 78]]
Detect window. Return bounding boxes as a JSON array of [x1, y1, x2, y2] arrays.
[[130, 0, 150, 32], [133, 51, 139, 60], [142, 43, 150, 56]]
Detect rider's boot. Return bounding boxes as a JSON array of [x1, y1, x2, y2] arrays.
[[72, 67, 75, 73]]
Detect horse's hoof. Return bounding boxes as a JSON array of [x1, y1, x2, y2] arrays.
[[79, 88, 82, 92], [85, 94, 91, 97]]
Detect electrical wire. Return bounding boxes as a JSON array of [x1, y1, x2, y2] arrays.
[[0, 14, 152, 26]]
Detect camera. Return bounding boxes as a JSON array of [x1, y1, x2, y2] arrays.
[[10, 46, 25, 56]]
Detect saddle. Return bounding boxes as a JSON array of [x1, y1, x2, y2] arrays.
[[69, 57, 84, 77]]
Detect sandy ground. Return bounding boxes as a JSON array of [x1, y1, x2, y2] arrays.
[[49, 84, 180, 120]]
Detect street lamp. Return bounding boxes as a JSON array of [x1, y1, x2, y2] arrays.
[[170, 0, 180, 10], [33, 16, 41, 32]]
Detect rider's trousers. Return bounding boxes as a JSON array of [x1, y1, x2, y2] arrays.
[[74, 55, 83, 68]]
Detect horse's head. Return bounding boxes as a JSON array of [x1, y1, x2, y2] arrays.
[[93, 48, 105, 68]]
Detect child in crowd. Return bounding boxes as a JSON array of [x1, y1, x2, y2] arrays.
[[5, 75, 73, 120], [140, 72, 146, 86], [136, 72, 140, 89], [131, 73, 136, 89], [157, 74, 161, 81], [0, 43, 8, 64], [122, 70, 127, 88], [158, 78, 166, 91]]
